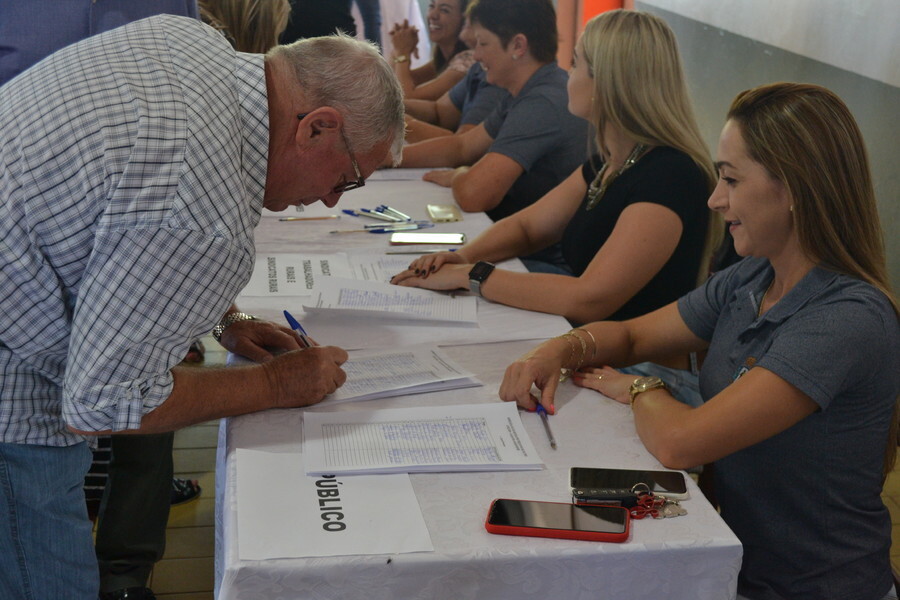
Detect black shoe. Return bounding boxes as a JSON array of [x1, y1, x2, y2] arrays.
[[99, 587, 156, 600], [171, 477, 202, 505]]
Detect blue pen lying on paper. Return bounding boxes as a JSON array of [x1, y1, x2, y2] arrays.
[[535, 404, 557, 450], [283, 310, 312, 348], [329, 223, 434, 234], [363, 220, 429, 229]]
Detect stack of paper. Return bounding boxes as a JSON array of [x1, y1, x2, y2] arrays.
[[330, 345, 480, 404], [303, 277, 477, 324], [242, 252, 415, 296], [227, 345, 480, 405], [303, 402, 544, 476]]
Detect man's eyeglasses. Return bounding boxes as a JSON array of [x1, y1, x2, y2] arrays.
[[297, 113, 365, 194]]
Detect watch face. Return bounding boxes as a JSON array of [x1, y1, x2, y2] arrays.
[[469, 261, 495, 282], [633, 376, 663, 391]]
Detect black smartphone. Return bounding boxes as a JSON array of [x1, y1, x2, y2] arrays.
[[485, 498, 630, 542], [569, 467, 688, 503]]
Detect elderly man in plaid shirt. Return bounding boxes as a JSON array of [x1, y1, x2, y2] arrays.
[[0, 15, 403, 598]]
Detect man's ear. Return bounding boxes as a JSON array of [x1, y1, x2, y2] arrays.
[[296, 107, 343, 145]]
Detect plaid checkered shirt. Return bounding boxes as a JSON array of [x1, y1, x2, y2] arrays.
[[0, 15, 269, 445]]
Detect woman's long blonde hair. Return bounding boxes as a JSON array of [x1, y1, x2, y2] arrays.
[[200, 0, 291, 54], [726, 82, 898, 475], [581, 9, 722, 282]]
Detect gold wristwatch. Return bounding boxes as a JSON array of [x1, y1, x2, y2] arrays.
[[628, 376, 667, 405], [393, 54, 409, 64]]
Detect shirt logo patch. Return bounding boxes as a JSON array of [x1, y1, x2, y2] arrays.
[[733, 356, 757, 381]]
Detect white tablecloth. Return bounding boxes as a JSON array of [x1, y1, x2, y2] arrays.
[[214, 176, 742, 599], [215, 342, 741, 600]]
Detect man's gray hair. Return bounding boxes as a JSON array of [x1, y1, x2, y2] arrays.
[[268, 34, 404, 162]]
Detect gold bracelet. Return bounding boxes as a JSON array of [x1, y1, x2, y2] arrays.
[[558, 333, 579, 367], [574, 327, 597, 362], [562, 332, 587, 369]]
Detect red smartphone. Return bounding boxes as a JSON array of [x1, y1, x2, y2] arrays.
[[485, 498, 630, 543]]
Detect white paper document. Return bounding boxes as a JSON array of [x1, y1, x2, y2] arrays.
[[332, 345, 481, 404], [236, 449, 433, 560], [303, 402, 544, 475], [227, 345, 480, 405], [303, 277, 477, 324], [243, 254, 355, 296]]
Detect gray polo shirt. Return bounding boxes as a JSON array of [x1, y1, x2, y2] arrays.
[[679, 257, 899, 600], [481, 63, 588, 221]]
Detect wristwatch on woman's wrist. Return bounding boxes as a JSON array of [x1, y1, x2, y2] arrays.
[[629, 376, 667, 406], [468, 261, 495, 297], [212, 312, 258, 342], [393, 54, 409, 64]]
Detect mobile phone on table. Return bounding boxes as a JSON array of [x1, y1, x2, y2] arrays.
[[485, 498, 630, 543], [570, 467, 688, 504], [426, 203, 462, 222], [389, 232, 466, 245]]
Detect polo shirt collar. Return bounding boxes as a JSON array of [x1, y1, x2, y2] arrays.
[[743, 260, 839, 328]]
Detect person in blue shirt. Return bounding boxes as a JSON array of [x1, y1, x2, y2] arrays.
[[388, 0, 588, 223]]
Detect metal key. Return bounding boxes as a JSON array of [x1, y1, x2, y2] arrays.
[[660, 499, 687, 518]]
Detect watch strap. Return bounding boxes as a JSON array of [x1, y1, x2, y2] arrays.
[[212, 312, 258, 342]]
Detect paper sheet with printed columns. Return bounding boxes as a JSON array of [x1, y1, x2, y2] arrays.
[[236, 449, 433, 560], [303, 402, 544, 476]]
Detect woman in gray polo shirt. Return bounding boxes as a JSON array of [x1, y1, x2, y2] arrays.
[[499, 82, 899, 600]]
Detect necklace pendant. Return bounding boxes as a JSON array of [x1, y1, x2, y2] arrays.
[[584, 143, 648, 212]]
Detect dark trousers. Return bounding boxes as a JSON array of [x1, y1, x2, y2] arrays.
[[95, 432, 174, 592]]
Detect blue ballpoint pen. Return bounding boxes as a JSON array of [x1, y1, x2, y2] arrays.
[[329, 223, 434, 234], [283, 310, 312, 348], [360, 207, 403, 222], [377, 205, 412, 221], [535, 405, 557, 450]]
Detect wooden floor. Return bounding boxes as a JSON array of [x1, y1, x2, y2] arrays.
[[150, 335, 900, 596]]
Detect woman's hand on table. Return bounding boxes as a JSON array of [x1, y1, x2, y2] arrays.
[[391, 261, 471, 291], [499, 340, 569, 414], [264, 346, 349, 408], [398, 250, 465, 279], [572, 366, 635, 405]]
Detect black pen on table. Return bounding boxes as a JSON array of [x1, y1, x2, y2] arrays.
[[535, 404, 557, 450], [283, 310, 313, 348]]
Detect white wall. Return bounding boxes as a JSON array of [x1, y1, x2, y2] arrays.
[[640, 0, 900, 88]]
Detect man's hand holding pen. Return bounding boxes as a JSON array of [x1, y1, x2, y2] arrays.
[[217, 312, 348, 408], [262, 347, 348, 409]]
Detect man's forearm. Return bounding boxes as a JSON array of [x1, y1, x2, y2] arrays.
[[129, 364, 275, 434]]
